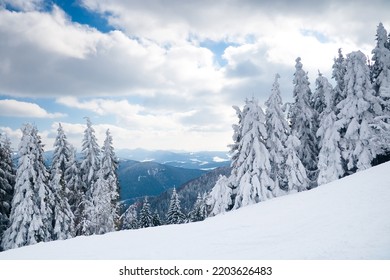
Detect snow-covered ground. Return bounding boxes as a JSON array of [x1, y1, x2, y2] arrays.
[[1, 162, 390, 260]]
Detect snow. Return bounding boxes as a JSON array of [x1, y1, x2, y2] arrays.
[[212, 156, 229, 162], [1, 162, 390, 259]]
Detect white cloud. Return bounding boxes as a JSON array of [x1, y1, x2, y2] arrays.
[[0, 99, 66, 118]]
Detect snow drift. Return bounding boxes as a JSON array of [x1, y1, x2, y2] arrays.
[[1, 162, 390, 260]]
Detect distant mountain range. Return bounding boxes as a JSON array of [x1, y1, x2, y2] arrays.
[[116, 148, 230, 170], [118, 160, 206, 204]]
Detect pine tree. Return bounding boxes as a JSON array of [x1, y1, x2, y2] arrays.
[[265, 73, 290, 192], [288, 57, 319, 188], [80, 117, 100, 196], [371, 22, 390, 95], [229, 97, 274, 210], [90, 169, 115, 234], [316, 74, 344, 185], [0, 134, 15, 251], [189, 193, 207, 222], [206, 175, 232, 217], [79, 117, 101, 235], [284, 134, 308, 192], [121, 204, 139, 230], [100, 129, 119, 229], [371, 23, 390, 161], [64, 147, 85, 236], [337, 51, 381, 173], [50, 124, 75, 240], [152, 210, 162, 227], [139, 197, 153, 228], [166, 188, 185, 224], [332, 48, 347, 108], [2, 124, 53, 250]]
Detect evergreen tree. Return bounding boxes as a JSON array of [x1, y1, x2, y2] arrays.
[[229, 97, 274, 210], [50, 124, 74, 240], [64, 147, 85, 236], [2, 124, 53, 250], [79, 117, 101, 235], [371, 22, 390, 95], [284, 134, 308, 192], [337, 51, 381, 173], [166, 188, 185, 224], [90, 169, 115, 234], [0, 134, 15, 251], [265, 73, 290, 192], [316, 74, 344, 185], [189, 193, 207, 222], [121, 204, 139, 230], [371, 23, 390, 160], [100, 129, 119, 229], [288, 57, 319, 188], [332, 48, 347, 108], [139, 197, 153, 228], [80, 117, 100, 196], [206, 175, 232, 217], [152, 210, 162, 227]]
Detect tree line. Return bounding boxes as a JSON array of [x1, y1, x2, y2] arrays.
[[207, 22, 390, 215]]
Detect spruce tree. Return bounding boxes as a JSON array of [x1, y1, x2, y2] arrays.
[[337, 51, 381, 173], [80, 117, 101, 235], [101, 129, 119, 229], [284, 134, 308, 192], [265, 73, 290, 192], [189, 193, 207, 222], [206, 175, 232, 217], [371, 22, 390, 95], [139, 197, 153, 228], [229, 97, 274, 210], [91, 169, 115, 234], [0, 134, 15, 251], [121, 204, 139, 230], [332, 48, 347, 108], [152, 210, 162, 227], [50, 123, 75, 240], [166, 188, 185, 224], [2, 124, 53, 250], [316, 74, 344, 185], [288, 57, 319, 188]]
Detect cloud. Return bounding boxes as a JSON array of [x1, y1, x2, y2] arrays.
[[0, 99, 66, 118]]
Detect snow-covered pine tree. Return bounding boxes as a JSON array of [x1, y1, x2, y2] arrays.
[[100, 129, 119, 229], [288, 57, 319, 188], [64, 147, 85, 236], [337, 51, 381, 173], [206, 175, 232, 217], [371, 22, 390, 96], [0, 134, 15, 251], [121, 204, 139, 230], [152, 210, 162, 227], [189, 193, 207, 222], [316, 74, 344, 185], [265, 73, 290, 192], [284, 133, 308, 192], [90, 169, 115, 234], [79, 117, 101, 235], [166, 188, 185, 224], [332, 48, 347, 108], [139, 197, 153, 228], [2, 124, 53, 250], [229, 97, 274, 210], [370, 23, 390, 162], [50, 123, 75, 240]]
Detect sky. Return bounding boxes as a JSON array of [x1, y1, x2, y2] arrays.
[[0, 0, 389, 152]]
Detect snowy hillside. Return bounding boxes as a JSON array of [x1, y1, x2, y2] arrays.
[[1, 162, 390, 260]]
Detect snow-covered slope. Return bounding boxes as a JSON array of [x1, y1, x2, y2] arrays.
[[1, 162, 390, 260]]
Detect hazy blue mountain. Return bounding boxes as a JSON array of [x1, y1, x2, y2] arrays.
[[118, 160, 206, 204], [116, 148, 230, 170]]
